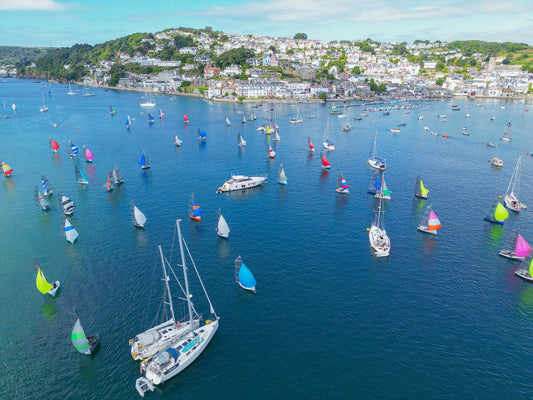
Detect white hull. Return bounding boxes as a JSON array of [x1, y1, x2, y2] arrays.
[[515, 269, 533, 282], [336, 188, 349, 194], [140, 102, 156, 107], [142, 320, 219, 386], [130, 318, 199, 360], [48, 281, 60, 297], [369, 225, 390, 257], [417, 226, 437, 235], [323, 142, 335, 151], [217, 175, 266, 192], [368, 159, 386, 171], [499, 250, 523, 260], [505, 194, 525, 212]]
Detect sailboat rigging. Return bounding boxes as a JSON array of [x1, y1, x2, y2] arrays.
[[135, 219, 219, 396], [71, 307, 99, 355], [131, 200, 147, 229], [335, 172, 349, 194], [499, 227, 531, 260], [369, 193, 390, 257], [112, 163, 124, 185], [322, 116, 335, 151], [138, 151, 151, 169], [277, 163, 288, 185], [414, 175, 429, 199], [367, 130, 386, 170], [504, 154, 526, 212], [34, 186, 50, 211], [74, 164, 89, 185], [173, 132, 183, 147], [417, 205, 442, 234]]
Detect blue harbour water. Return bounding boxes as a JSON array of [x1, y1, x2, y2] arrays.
[[1, 78, 533, 399]]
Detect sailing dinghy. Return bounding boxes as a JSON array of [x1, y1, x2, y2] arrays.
[[183, 114, 189, 123], [61, 215, 79, 243], [84, 146, 94, 163], [1, 161, 13, 177], [74, 164, 89, 185], [34, 186, 50, 211], [225, 116, 231, 126], [414, 175, 429, 199], [335, 172, 349, 194], [504, 154, 526, 212], [368, 172, 381, 195], [131, 200, 147, 228], [267, 145, 276, 159], [321, 153, 331, 169], [129, 243, 200, 361], [277, 163, 288, 185], [515, 255, 533, 283], [138, 151, 151, 170], [375, 172, 392, 199], [112, 163, 124, 185], [417, 205, 442, 234], [68, 140, 79, 157], [500, 227, 531, 260], [484, 198, 509, 224], [34, 259, 60, 297], [216, 209, 230, 238], [102, 171, 113, 192], [58, 191, 76, 215], [126, 116, 131, 129], [173, 133, 183, 147], [238, 133, 246, 146], [110, 105, 116, 115], [322, 116, 335, 151], [189, 193, 204, 222], [148, 113, 155, 123], [308, 136, 315, 152], [49, 138, 60, 153], [40, 173, 53, 197], [71, 307, 99, 355], [198, 128, 207, 141], [235, 255, 256, 293], [135, 219, 219, 395]]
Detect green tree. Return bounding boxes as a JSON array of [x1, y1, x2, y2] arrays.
[[436, 77, 445, 86], [377, 83, 387, 93], [174, 35, 194, 49], [369, 81, 378, 91], [318, 92, 327, 101], [351, 66, 361, 74], [294, 33, 307, 40]]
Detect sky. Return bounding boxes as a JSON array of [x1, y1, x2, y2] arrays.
[[0, 0, 532, 47]]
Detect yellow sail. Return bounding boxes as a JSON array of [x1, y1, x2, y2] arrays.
[[494, 202, 509, 221], [420, 181, 429, 197], [36, 267, 53, 294]]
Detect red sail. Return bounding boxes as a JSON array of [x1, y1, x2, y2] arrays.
[[51, 140, 59, 151], [183, 114, 189, 123], [309, 139, 314, 150], [322, 155, 330, 167]]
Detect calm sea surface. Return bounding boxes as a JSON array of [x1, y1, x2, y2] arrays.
[[1, 78, 533, 399]]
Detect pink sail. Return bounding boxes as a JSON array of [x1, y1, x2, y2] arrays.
[[427, 210, 441, 230], [85, 147, 94, 161], [515, 234, 531, 258]]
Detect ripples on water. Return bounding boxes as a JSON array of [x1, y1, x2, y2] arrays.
[[1, 79, 533, 399]]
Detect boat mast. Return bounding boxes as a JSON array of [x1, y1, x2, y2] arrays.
[[159, 245, 175, 324], [176, 219, 193, 329]]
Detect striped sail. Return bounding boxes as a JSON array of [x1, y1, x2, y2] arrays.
[[427, 210, 442, 231], [2, 162, 13, 176], [69, 141, 79, 157], [71, 318, 91, 354], [64, 217, 79, 243]]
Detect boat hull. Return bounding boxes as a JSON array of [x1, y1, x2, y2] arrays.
[[216, 175, 266, 193], [499, 250, 524, 260], [336, 188, 349, 194], [368, 160, 386, 171], [414, 194, 427, 200], [484, 216, 505, 224], [515, 269, 533, 282], [369, 225, 390, 257], [417, 226, 437, 235]]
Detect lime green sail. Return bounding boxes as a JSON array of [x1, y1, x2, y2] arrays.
[[529, 258, 533, 278], [36, 267, 53, 294], [494, 202, 509, 221], [420, 181, 429, 197]]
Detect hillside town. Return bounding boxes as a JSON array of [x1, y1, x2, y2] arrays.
[[3, 28, 533, 102]]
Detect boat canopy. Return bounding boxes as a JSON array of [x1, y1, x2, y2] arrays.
[[136, 331, 160, 346]]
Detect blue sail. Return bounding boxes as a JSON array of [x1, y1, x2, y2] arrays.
[[125, 116, 131, 128], [138, 154, 146, 167], [192, 200, 204, 217], [198, 129, 206, 139], [41, 178, 48, 191], [71, 143, 79, 156], [238, 263, 257, 290], [148, 113, 154, 122]]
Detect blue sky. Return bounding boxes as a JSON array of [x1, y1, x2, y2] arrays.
[[0, 0, 532, 47]]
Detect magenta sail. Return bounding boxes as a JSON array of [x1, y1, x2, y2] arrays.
[[515, 234, 532, 258]]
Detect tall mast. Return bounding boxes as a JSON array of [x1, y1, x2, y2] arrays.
[[159, 245, 175, 323], [176, 219, 193, 328]]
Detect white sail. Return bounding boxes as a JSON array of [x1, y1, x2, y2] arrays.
[[63, 217, 79, 243], [131, 201, 147, 228], [72, 318, 91, 354], [216, 209, 230, 238]]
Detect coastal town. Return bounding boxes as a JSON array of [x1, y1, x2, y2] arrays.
[[2, 28, 533, 102]]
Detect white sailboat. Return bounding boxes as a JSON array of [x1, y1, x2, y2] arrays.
[[322, 116, 335, 151], [71, 307, 99, 354], [289, 105, 304, 124], [34, 186, 50, 211], [277, 163, 288, 185], [67, 82, 76, 95], [173, 132, 183, 147], [136, 219, 219, 396], [216, 209, 230, 238], [237, 133, 246, 146], [61, 215, 79, 243], [40, 90, 48, 112], [58, 191, 76, 215], [140, 89, 156, 107], [504, 154, 526, 212], [369, 194, 390, 257], [131, 200, 147, 228], [375, 172, 392, 199], [241, 113, 246, 124], [367, 130, 386, 170], [112, 163, 124, 185], [74, 164, 89, 185], [417, 204, 442, 235], [129, 244, 200, 361], [225, 116, 231, 126]]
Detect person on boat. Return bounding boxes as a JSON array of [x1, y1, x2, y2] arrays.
[[52, 282, 57, 289]]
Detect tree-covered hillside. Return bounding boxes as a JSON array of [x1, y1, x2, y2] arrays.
[[0, 46, 53, 66]]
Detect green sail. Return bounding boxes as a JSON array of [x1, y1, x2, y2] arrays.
[[71, 318, 90, 354], [36, 267, 53, 294], [494, 202, 509, 221], [529, 258, 533, 278], [420, 181, 429, 197]]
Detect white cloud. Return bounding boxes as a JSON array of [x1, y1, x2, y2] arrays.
[[0, 0, 65, 11]]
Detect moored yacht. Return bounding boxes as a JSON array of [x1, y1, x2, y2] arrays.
[[216, 174, 267, 193]]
